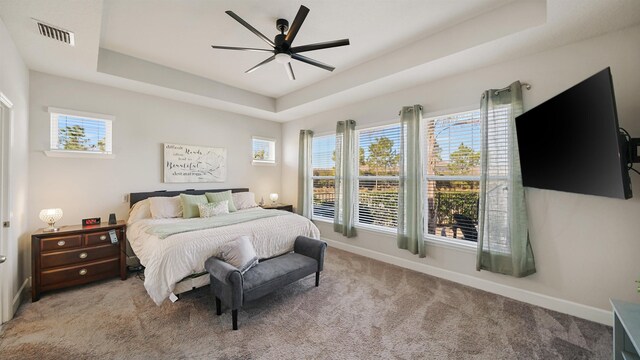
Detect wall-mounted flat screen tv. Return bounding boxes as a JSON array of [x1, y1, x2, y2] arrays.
[[515, 68, 632, 199]]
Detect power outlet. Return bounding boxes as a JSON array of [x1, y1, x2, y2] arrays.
[[123, 194, 129, 203]]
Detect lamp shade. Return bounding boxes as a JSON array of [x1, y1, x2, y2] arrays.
[[269, 193, 279, 203], [39, 208, 63, 231]]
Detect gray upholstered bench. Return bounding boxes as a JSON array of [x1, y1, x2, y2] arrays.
[[205, 235, 327, 330]]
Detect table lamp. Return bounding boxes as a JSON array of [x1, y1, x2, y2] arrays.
[[39, 208, 63, 232], [269, 193, 279, 205]]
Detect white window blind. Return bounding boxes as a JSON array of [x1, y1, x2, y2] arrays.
[[357, 124, 401, 230], [424, 110, 481, 242], [49, 108, 113, 154], [482, 105, 512, 253], [311, 135, 336, 220], [252, 137, 276, 164]]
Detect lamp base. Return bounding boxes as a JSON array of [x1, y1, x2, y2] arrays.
[[43, 224, 60, 232]]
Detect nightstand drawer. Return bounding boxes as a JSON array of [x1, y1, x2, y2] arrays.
[[85, 230, 120, 246], [41, 235, 82, 252], [40, 258, 120, 287], [41, 245, 119, 269]]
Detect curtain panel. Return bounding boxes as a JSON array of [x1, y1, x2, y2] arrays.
[[297, 130, 314, 218], [334, 120, 357, 237], [397, 105, 426, 257], [477, 81, 536, 277]]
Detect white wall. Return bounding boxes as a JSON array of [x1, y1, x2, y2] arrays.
[[282, 25, 640, 322], [0, 16, 30, 318], [29, 71, 282, 247]]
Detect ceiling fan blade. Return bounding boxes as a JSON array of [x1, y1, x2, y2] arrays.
[[211, 45, 274, 53], [284, 5, 309, 44], [225, 10, 275, 47], [285, 63, 296, 80], [291, 53, 335, 72], [245, 55, 275, 74], [291, 39, 350, 53]]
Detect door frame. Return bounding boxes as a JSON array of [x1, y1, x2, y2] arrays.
[[0, 92, 13, 324]]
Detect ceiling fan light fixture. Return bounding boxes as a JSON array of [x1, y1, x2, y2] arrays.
[[275, 53, 292, 64]]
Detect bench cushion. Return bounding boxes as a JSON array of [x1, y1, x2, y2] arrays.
[[242, 253, 317, 303]]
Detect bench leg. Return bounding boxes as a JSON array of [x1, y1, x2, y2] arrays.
[[316, 272, 320, 287], [215, 297, 222, 316], [232, 309, 238, 330]]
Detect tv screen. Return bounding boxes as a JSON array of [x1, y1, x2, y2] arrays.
[[515, 68, 632, 199]]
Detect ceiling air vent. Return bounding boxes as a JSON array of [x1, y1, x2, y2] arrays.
[[33, 19, 75, 46]]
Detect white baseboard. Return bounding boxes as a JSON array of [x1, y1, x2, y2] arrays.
[[323, 238, 613, 326], [11, 277, 29, 316]]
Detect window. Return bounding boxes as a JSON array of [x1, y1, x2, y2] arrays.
[[252, 137, 276, 164], [47, 107, 113, 157], [357, 124, 401, 230], [424, 110, 481, 243], [311, 134, 336, 220]]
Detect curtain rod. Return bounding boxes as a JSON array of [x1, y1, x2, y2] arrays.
[[494, 82, 531, 95]]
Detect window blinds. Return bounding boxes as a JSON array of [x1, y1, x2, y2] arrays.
[[50, 113, 112, 154], [311, 135, 336, 219]]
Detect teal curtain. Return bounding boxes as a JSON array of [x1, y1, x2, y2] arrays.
[[297, 130, 314, 218], [334, 120, 357, 238], [397, 105, 426, 257], [477, 81, 536, 277]]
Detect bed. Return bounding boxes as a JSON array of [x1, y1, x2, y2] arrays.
[[126, 188, 320, 305]]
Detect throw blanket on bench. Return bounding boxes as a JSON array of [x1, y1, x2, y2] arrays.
[[146, 210, 290, 239]]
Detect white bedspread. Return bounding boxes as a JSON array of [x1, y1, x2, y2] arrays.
[[127, 208, 320, 305]]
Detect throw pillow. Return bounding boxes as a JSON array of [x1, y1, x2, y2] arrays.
[[180, 194, 209, 219], [198, 201, 230, 218], [128, 199, 151, 224], [217, 235, 259, 274], [232, 192, 258, 210], [149, 196, 183, 219], [205, 190, 237, 212]]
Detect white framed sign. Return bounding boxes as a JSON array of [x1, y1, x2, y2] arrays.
[[163, 143, 227, 183]]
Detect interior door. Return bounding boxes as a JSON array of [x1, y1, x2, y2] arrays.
[[0, 100, 9, 324]]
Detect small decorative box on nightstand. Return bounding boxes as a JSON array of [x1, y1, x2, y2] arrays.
[[260, 204, 294, 212], [31, 221, 127, 301]]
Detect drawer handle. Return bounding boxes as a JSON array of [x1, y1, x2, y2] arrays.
[[79, 252, 88, 259], [57, 240, 66, 246], [79, 269, 87, 276], [99, 235, 107, 241]]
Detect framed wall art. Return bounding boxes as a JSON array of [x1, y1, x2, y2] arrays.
[[163, 143, 227, 183]]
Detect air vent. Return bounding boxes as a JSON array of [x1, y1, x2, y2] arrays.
[[33, 19, 75, 46]]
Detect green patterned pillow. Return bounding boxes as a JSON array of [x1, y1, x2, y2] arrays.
[[198, 201, 229, 218], [205, 191, 237, 212], [180, 194, 208, 218]]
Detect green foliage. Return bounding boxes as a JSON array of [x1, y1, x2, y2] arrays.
[[447, 143, 480, 175], [254, 149, 266, 160], [366, 137, 399, 176], [59, 125, 89, 151], [96, 138, 106, 152]]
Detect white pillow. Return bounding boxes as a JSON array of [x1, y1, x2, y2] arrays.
[[149, 196, 183, 219], [128, 199, 151, 224], [217, 235, 259, 274], [198, 200, 229, 218], [232, 192, 258, 210]]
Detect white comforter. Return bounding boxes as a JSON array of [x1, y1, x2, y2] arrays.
[[127, 208, 320, 305]]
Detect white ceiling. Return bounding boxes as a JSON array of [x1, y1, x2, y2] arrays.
[[1, 0, 640, 122]]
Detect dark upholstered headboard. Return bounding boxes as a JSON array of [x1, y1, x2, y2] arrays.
[[129, 188, 249, 208]]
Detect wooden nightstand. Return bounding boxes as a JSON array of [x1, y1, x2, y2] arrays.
[[260, 204, 294, 212], [31, 221, 127, 301]]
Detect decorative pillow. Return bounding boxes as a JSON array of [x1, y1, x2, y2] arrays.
[[232, 192, 258, 210], [198, 201, 229, 218], [217, 235, 259, 274], [205, 191, 237, 212], [180, 194, 208, 219], [149, 196, 183, 219], [128, 199, 151, 224]]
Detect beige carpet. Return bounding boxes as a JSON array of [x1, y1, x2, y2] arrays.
[[0, 247, 611, 359]]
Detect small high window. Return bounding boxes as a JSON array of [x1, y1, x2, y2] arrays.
[[252, 137, 276, 164], [46, 107, 114, 158]]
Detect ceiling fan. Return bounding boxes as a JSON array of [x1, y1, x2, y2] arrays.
[[211, 5, 350, 80]]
